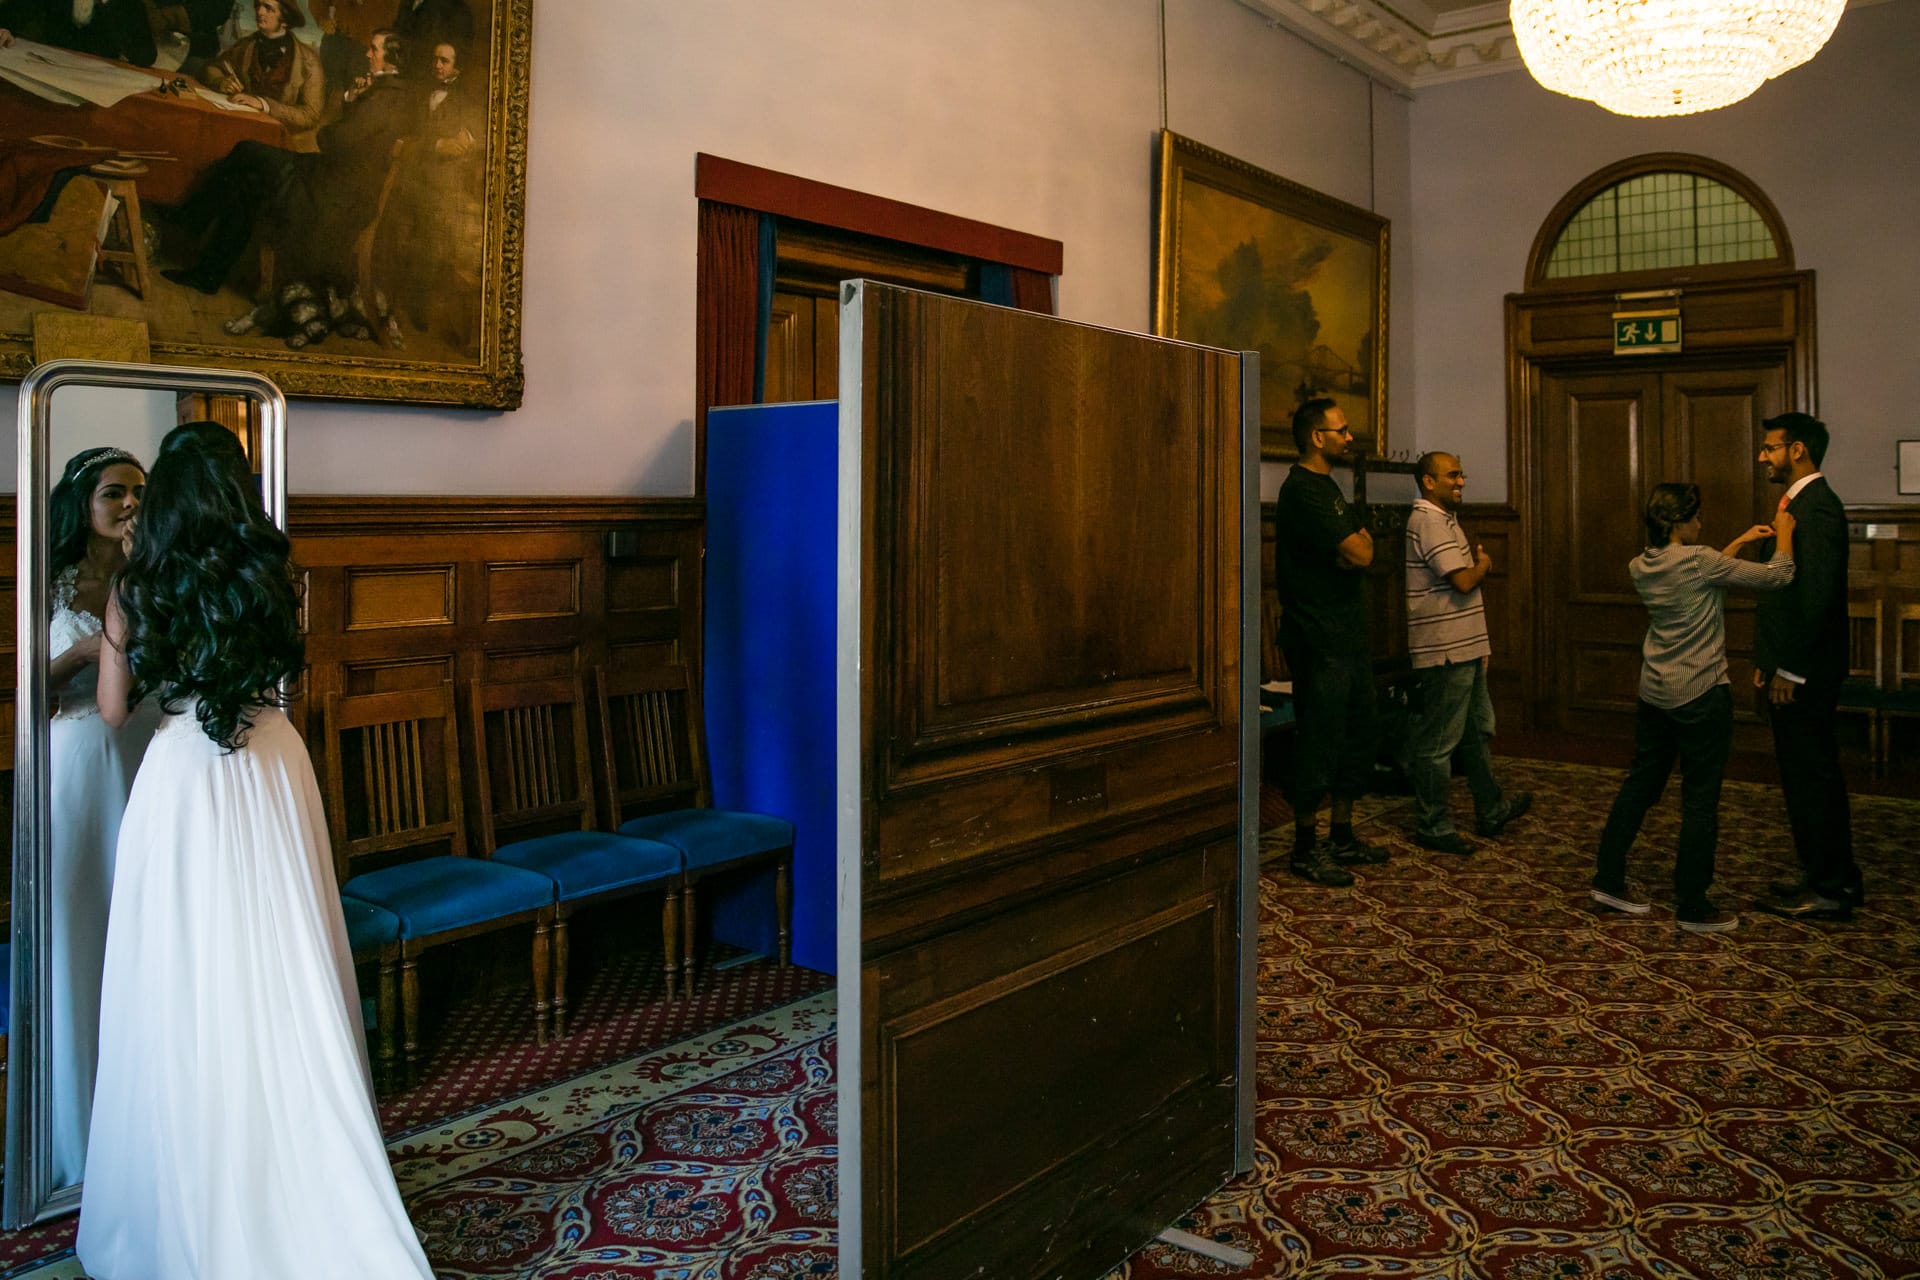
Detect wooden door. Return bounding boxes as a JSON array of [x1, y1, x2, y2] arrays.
[[765, 288, 839, 402], [839, 282, 1253, 1279], [1536, 360, 1785, 738]]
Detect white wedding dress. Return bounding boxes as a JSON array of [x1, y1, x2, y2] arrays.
[[46, 567, 157, 1186], [77, 701, 433, 1280]]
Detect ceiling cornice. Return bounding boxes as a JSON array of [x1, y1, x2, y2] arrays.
[[1234, 0, 1903, 94]]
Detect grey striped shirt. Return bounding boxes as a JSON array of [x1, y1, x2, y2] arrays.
[[1405, 499, 1490, 668], [1630, 543, 1795, 709]]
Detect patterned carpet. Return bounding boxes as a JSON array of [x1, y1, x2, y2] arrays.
[[0, 948, 830, 1279], [10, 759, 1917, 1278], [402, 995, 837, 1278], [1110, 758, 1920, 1280]]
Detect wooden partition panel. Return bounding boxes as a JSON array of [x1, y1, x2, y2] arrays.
[[845, 283, 1249, 1279]]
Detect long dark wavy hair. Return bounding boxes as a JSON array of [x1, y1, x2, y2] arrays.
[[49, 446, 145, 581], [116, 422, 303, 749]]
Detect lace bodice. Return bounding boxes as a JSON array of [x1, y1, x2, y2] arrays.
[[50, 565, 106, 721]]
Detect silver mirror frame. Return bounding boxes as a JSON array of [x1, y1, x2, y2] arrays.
[[5, 360, 287, 1228]]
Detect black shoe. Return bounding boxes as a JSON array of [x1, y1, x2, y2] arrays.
[[1757, 889, 1853, 921], [1415, 831, 1475, 857], [1767, 876, 1812, 899], [1326, 833, 1389, 866], [1678, 908, 1739, 934], [1474, 792, 1533, 838], [1590, 886, 1652, 915], [1288, 849, 1355, 887], [161, 266, 220, 296]]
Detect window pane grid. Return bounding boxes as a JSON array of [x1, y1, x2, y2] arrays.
[[1544, 172, 1775, 279]]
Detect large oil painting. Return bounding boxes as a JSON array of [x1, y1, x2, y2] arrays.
[[1153, 130, 1387, 458], [0, 0, 527, 407]]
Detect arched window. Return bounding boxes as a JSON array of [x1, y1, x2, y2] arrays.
[[1526, 154, 1792, 289]]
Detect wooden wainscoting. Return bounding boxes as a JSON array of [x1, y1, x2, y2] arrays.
[[0, 496, 703, 922]]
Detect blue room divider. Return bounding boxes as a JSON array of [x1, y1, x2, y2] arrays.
[[702, 401, 838, 974]]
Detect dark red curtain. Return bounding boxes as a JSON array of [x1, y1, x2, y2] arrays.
[[696, 201, 760, 489], [1009, 266, 1053, 315]]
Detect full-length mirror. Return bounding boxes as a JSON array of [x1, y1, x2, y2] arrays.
[[6, 361, 285, 1228]]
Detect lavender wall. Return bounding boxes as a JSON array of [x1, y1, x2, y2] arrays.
[[1407, 0, 1920, 505]]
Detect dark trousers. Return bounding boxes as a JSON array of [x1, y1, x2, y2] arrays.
[[1767, 683, 1862, 903], [1284, 646, 1375, 817], [1594, 685, 1731, 917], [172, 140, 300, 289]]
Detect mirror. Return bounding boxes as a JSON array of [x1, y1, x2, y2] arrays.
[[6, 361, 286, 1227]]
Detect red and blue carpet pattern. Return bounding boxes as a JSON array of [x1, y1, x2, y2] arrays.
[[1111, 759, 1920, 1280], [400, 1006, 836, 1278], [0, 950, 830, 1279]]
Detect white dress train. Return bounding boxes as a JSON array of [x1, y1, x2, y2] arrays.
[[77, 704, 433, 1280], [47, 568, 158, 1186]]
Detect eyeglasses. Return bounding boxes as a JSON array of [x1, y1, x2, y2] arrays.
[[1759, 443, 1791, 454]]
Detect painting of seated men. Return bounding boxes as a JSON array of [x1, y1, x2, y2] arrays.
[[0, 0, 521, 407]]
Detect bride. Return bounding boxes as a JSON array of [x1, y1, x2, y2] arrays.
[[78, 423, 432, 1279], [45, 446, 159, 1186]]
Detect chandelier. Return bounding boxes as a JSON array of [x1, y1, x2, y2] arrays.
[[1510, 0, 1847, 116]]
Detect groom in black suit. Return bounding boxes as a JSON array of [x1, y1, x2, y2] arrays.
[[1752, 412, 1862, 920]]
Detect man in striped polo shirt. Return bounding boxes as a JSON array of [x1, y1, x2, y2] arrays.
[[1403, 451, 1531, 856]]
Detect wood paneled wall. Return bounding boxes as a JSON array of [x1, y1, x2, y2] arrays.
[[0, 496, 703, 921], [286, 497, 701, 737]]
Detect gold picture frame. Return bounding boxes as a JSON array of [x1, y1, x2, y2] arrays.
[[0, 0, 528, 409], [1153, 130, 1388, 459]]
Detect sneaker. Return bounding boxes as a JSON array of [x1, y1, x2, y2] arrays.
[[1475, 792, 1534, 838], [1766, 876, 1812, 900], [1414, 831, 1475, 857], [1589, 887, 1652, 915], [1678, 909, 1739, 934], [1326, 834, 1389, 866], [1757, 889, 1854, 921], [1288, 849, 1355, 888]]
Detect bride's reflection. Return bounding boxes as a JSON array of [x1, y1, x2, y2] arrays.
[[46, 447, 160, 1186]]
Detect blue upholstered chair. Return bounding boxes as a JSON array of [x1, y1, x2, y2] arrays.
[[340, 894, 402, 1086], [323, 684, 558, 1078], [593, 665, 793, 993], [469, 674, 684, 1034]]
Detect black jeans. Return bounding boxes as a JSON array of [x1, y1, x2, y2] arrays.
[[1767, 682, 1862, 903], [1593, 685, 1731, 918], [1284, 646, 1376, 815]]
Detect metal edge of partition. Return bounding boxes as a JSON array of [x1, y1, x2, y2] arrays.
[[834, 281, 867, 1278], [1235, 350, 1261, 1174]]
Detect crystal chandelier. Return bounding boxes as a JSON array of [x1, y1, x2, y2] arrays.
[[1510, 0, 1847, 116]]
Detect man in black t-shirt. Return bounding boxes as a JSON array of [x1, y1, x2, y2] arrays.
[[1273, 398, 1389, 886]]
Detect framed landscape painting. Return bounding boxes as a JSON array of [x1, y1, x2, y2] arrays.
[[0, 0, 528, 408], [1153, 130, 1388, 459]]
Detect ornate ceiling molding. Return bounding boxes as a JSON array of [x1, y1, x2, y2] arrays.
[[1233, 0, 1900, 94]]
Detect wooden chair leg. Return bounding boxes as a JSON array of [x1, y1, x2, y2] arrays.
[[401, 953, 420, 1084], [552, 912, 571, 1039], [681, 880, 698, 995], [775, 856, 792, 967], [532, 915, 553, 1047], [377, 952, 398, 1090], [662, 886, 681, 1001]]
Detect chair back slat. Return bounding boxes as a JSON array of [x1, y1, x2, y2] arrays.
[[501, 703, 567, 812], [322, 683, 469, 885], [593, 665, 706, 826], [468, 675, 598, 854]]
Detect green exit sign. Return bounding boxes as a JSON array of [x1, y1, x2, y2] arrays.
[[1614, 310, 1682, 355]]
